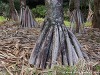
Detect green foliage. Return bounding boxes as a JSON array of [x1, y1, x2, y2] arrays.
[[63, 2, 70, 21], [32, 4, 70, 21], [0, 0, 8, 3], [32, 5, 46, 17], [0, 0, 20, 19], [14, 0, 20, 13], [0, 1, 10, 18], [94, 64, 100, 71], [63, 7, 70, 21]]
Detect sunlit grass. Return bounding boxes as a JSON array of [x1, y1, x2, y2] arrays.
[[0, 16, 6, 22], [64, 20, 70, 27], [35, 18, 44, 24], [85, 22, 92, 27]]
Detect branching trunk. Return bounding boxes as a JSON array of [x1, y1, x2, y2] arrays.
[[20, 0, 38, 27], [92, 0, 100, 29], [69, 0, 85, 33], [29, 0, 88, 69], [9, 0, 19, 21]]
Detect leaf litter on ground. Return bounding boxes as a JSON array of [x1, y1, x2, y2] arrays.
[[0, 21, 99, 75]]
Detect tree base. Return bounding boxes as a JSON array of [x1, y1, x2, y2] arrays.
[[29, 23, 89, 69], [20, 6, 38, 28], [70, 9, 85, 33]]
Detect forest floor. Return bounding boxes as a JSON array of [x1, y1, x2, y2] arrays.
[[0, 21, 100, 75]]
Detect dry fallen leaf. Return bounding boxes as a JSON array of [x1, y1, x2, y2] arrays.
[[0, 21, 99, 75]]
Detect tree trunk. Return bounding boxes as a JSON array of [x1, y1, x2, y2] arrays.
[[74, 0, 80, 9], [87, 2, 93, 22], [69, 0, 84, 33], [92, 0, 100, 29], [20, 0, 38, 27], [74, 0, 80, 33], [20, 0, 26, 7], [29, 0, 88, 69], [9, 0, 19, 21]]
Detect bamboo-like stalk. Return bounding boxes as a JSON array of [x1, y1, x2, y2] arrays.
[[23, 9, 26, 27], [58, 26, 68, 65], [15, 9, 19, 20], [82, 51, 89, 60], [39, 27, 53, 69], [35, 28, 53, 68], [25, 7, 28, 27], [70, 9, 84, 33], [51, 25, 59, 68], [46, 40, 53, 68], [71, 44, 78, 64], [29, 25, 50, 65], [29, 8, 34, 27], [64, 28, 73, 66], [20, 8, 25, 27], [61, 41, 68, 66], [19, 8, 22, 23], [68, 29, 81, 47], [20, 6, 37, 27], [70, 14, 75, 32], [35, 54, 41, 68], [68, 29, 84, 58], [27, 7, 31, 27], [20, 8, 23, 27], [68, 29, 88, 60]]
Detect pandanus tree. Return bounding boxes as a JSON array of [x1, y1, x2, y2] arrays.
[[69, 0, 84, 33], [20, 0, 37, 27], [9, 0, 19, 21], [92, 0, 100, 29], [29, 0, 89, 69]]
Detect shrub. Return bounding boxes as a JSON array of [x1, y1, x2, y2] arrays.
[[63, 7, 70, 21], [32, 5, 46, 18], [32, 5, 70, 21], [0, 1, 10, 18], [14, 0, 20, 13]]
